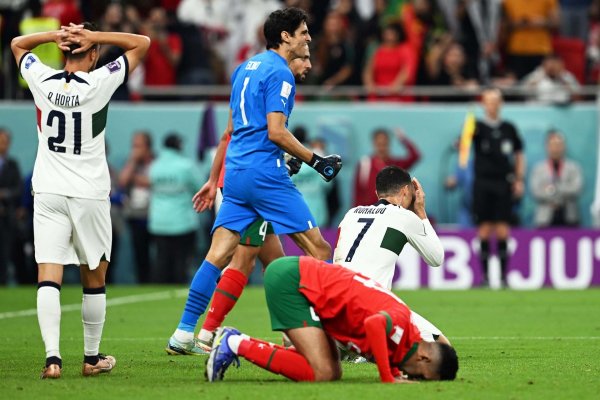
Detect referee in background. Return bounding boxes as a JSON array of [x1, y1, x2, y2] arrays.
[[472, 88, 525, 287]]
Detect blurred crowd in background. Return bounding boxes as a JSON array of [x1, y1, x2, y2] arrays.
[[0, 0, 592, 285], [0, 0, 599, 102]]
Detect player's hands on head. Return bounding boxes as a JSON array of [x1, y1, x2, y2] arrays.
[[192, 181, 218, 213], [60, 23, 97, 54], [412, 177, 427, 219], [309, 153, 342, 182]]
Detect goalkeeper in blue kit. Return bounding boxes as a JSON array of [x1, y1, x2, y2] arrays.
[[167, 7, 343, 352]]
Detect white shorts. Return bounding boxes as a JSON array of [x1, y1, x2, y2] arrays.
[[34, 193, 112, 269], [411, 310, 443, 342]]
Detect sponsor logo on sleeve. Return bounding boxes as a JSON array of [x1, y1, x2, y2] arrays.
[[390, 326, 404, 344], [245, 61, 261, 70], [280, 81, 292, 99], [106, 60, 122, 74], [25, 55, 36, 69]]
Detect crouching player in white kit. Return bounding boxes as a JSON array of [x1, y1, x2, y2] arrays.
[[11, 23, 150, 379], [334, 166, 450, 347]]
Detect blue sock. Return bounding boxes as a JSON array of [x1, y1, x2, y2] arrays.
[[177, 260, 221, 332]]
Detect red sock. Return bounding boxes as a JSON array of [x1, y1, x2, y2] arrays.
[[238, 337, 315, 381], [202, 268, 248, 332]]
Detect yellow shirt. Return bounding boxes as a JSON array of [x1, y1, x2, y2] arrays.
[[503, 0, 558, 55], [18, 17, 63, 88]]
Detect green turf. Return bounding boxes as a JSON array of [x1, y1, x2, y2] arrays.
[[1, 286, 599, 399]]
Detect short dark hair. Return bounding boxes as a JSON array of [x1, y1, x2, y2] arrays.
[[372, 128, 389, 141], [63, 21, 99, 60], [264, 7, 308, 50], [546, 129, 564, 141], [164, 133, 182, 151], [436, 343, 458, 381], [375, 166, 412, 197], [292, 125, 308, 144]]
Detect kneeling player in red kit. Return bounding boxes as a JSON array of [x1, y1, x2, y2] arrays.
[[205, 256, 458, 383]]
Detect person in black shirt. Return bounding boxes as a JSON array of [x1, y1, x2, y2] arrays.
[[472, 88, 525, 287]]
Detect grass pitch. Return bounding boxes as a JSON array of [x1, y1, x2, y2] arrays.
[[1, 286, 599, 399]]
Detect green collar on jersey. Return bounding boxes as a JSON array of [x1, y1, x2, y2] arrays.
[[400, 343, 419, 366]]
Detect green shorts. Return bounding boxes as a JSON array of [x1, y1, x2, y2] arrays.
[[239, 219, 274, 246], [264, 256, 322, 331]]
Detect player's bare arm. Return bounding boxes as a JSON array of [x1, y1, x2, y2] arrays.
[[61, 23, 150, 73], [267, 112, 343, 182], [192, 111, 233, 212], [11, 30, 70, 63]]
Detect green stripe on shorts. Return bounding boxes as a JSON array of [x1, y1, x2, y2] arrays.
[[263, 256, 322, 331]]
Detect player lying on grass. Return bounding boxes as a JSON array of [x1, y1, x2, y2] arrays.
[[335, 166, 450, 346], [11, 23, 149, 379], [166, 48, 311, 356], [206, 256, 458, 383]]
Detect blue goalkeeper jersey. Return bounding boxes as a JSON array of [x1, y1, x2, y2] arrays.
[[226, 50, 296, 170]]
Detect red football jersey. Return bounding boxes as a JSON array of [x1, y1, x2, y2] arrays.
[[298, 257, 422, 369]]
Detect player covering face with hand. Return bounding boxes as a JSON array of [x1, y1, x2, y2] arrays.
[[205, 256, 458, 383]]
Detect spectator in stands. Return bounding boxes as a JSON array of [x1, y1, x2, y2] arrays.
[[98, 2, 139, 100], [354, 0, 389, 84], [17, 1, 62, 98], [502, 0, 560, 79], [141, 7, 182, 88], [42, 0, 82, 27], [314, 10, 354, 89], [119, 131, 154, 284], [291, 127, 331, 227], [149, 134, 198, 283], [312, 136, 342, 227], [453, 0, 502, 83], [521, 54, 580, 104], [362, 22, 418, 100], [425, 39, 479, 98], [13, 171, 36, 285], [559, 0, 592, 41], [353, 128, 421, 207], [0, 128, 21, 285], [530, 130, 583, 227], [471, 88, 525, 287], [586, 0, 600, 82]]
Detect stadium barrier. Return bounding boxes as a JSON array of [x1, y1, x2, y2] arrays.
[[283, 228, 600, 289]]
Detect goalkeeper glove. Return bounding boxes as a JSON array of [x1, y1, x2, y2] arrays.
[[286, 156, 302, 176], [309, 153, 342, 182]]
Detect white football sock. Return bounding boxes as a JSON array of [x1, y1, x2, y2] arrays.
[[37, 286, 61, 359], [226, 334, 243, 354], [82, 293, 106, 356], [197, 328, 214, 342], [173, 328, 194, 344]]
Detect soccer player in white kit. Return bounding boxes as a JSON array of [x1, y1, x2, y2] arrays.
[[11, 22, 150, 379], [334, 166, 450, 345]]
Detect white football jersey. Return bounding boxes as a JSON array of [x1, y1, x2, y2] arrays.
[[20, 52, 128, 199], [333, 200, 444, 289]]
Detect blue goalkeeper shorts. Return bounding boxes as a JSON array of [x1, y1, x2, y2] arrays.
[[213, 166, 317, 236]]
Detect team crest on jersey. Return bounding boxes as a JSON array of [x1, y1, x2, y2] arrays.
[[280, 81, 292, 99], [25, 55, 36, 69], [106, 60, 121, 73]]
